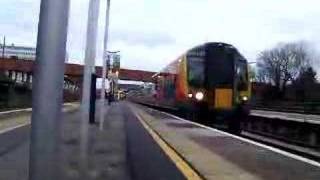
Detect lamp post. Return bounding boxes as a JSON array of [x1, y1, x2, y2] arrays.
[[99, 0, 111, 130], [80, 0, 100, 176], [100, 49, 120, 130], [2, 36, 5, 58]]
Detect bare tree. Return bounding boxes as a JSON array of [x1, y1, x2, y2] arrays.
[[293, 66, 318, 101], [248, 65, 256, 82], [255, 65, 269, 83], [257, 41, 312, 97]]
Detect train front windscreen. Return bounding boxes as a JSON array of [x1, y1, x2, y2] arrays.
[[206, 47, 234, 88], [187, 55, 205, 87], [235, 60, 249, 91]]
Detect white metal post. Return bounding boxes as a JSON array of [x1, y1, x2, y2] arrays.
[[100, 0, 111, 130], [29, 0, 70, 179], [2, 36, 5, 58], [80, 0, 101, 175]]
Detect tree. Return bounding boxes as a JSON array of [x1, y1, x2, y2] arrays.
[[295, 66, 317, 85], [293, 66, 317, 101], [248, 65, 256, 82], [255, 65, 269, 83], [256, 42, 312, 97]]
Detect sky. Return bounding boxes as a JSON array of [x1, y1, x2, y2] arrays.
[[1, 0, 320, 72]]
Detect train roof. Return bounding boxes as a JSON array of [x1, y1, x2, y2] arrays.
[[152, 42, 244, 78], [189, 42, 236, 52]]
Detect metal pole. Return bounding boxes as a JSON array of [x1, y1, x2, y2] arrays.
[[80, 0, 100, 175], [2, 36, 5, 58], [100, 0, 111, 130], [29, 0, 70, 179]]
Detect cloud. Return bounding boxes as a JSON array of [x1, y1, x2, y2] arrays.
[[1, 0, 320, 72], [107, 41, 185, 71], [110, 30, 175, 47], [0, 0, 40, 46]]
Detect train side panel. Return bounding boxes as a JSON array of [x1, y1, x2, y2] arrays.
[[156, 59, 179, 108], [175, 55, 188, 103]]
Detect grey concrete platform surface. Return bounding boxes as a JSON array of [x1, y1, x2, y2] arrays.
[[2, 101, 320, 180], [131, 103, 320, 180], [0, 101, 185, 180]]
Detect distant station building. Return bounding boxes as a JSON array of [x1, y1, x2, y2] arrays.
[[0, 43, 69, 62], [0, 44, 36, 60]]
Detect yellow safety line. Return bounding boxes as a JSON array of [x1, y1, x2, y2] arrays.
[[135, 111, 203, 180]]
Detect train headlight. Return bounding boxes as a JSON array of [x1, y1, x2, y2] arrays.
[[195, 92, 204, 101], [188, 93, 193, 98], [242, 96, 248, 101]]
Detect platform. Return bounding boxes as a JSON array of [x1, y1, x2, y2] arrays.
[[1, 102, 320, 179], [0, 102, 185, 180], [251, 109, 320, 124], [130, 103, 320, 180]]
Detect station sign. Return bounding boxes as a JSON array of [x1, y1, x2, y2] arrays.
[[112, 54, 120, 70], [106, 54, 111, 69]]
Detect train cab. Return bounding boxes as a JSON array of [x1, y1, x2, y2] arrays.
[[153, 42, 251, 132]]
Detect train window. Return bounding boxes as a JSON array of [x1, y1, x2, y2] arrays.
[[236, 61, 248, 91], [236, 67, 241, 75], [187, 56, 205, 87], [206, 48, 234, 87]]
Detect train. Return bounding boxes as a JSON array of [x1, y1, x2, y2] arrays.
[[131, 42, 251, 133]]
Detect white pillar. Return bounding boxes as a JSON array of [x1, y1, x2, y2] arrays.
[[29, 0, 70, 179], [100, 0, 111, 130], [80, 0, 101, 176]]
